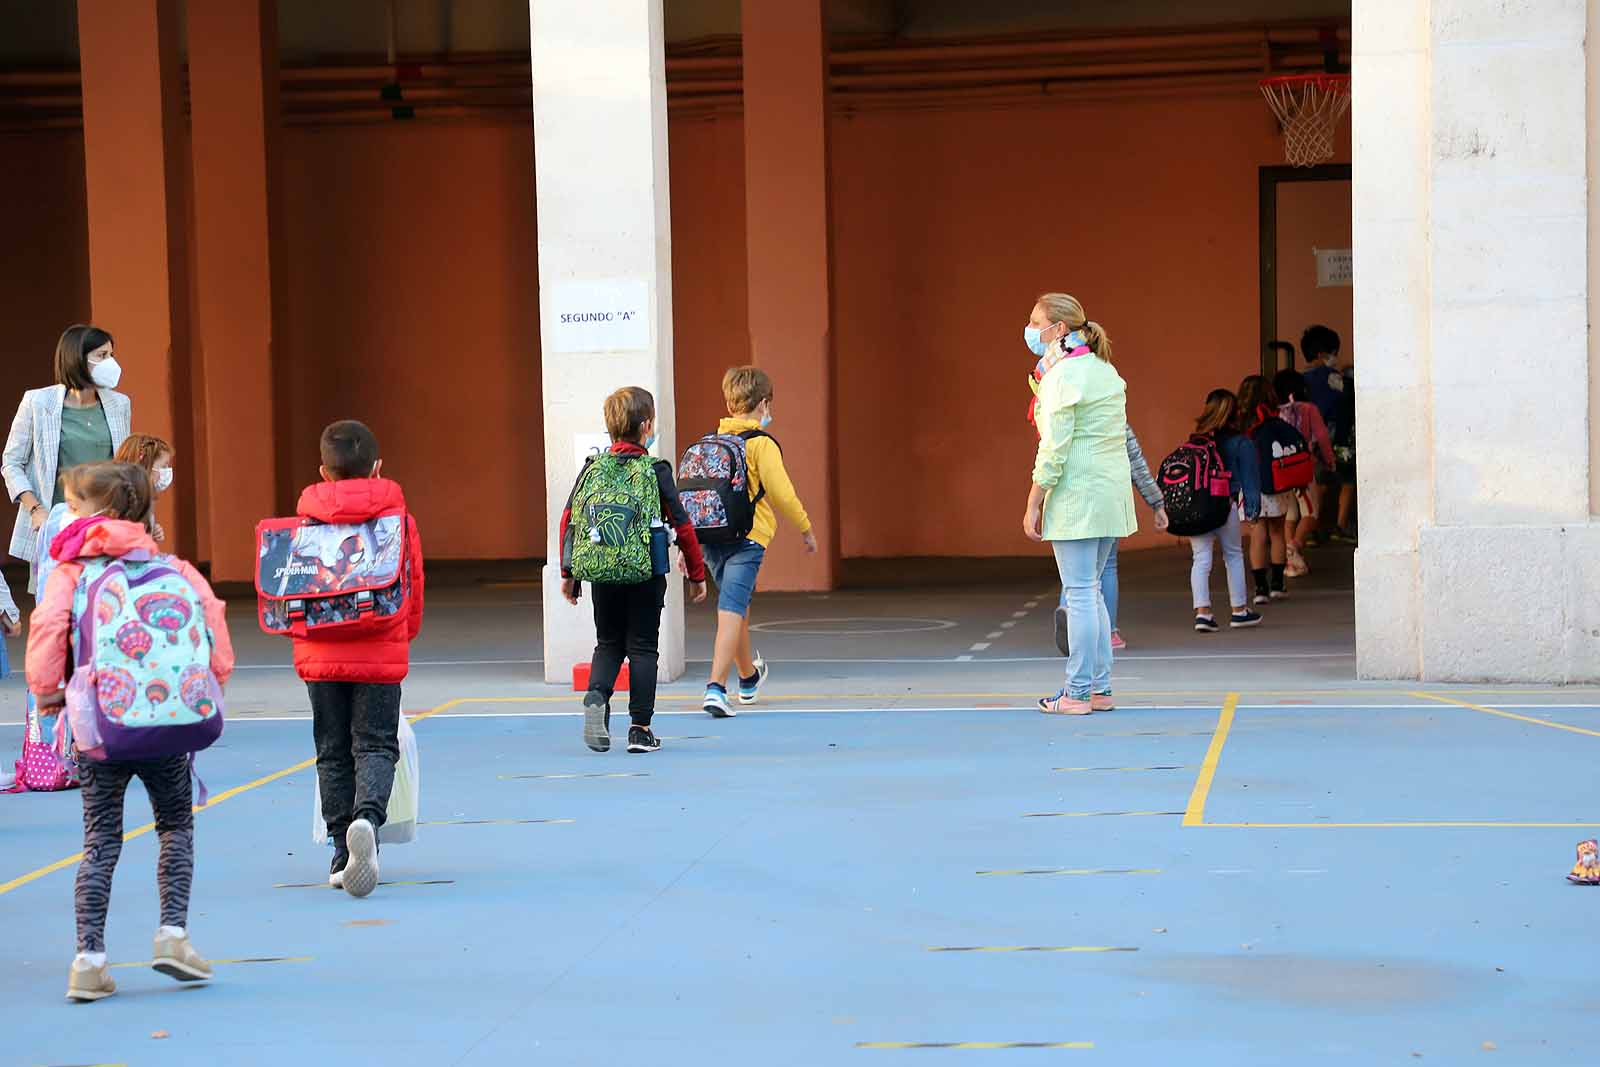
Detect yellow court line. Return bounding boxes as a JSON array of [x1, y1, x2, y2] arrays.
[[0, 699, 464, 899], [1182, 693, 1239, 827], [1205, 821, 1600, 829], [1411, 691, 1600, 738]]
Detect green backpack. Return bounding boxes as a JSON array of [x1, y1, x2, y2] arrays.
[[569, 452, 660, 584]]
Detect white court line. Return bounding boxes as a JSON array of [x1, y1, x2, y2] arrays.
[[1000, 621, 1017, 630], [7, 701, 1589, 729], [221, 652, 1354, 670], [985, 631, 1004, 640], [969, 643, 992, 652], [1011, 611, 1029, 619]]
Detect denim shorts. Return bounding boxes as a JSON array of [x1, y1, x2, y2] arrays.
[[701, 539, 766, 616]]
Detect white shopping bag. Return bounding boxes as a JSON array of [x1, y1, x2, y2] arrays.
[[312, 714, 419, 846]]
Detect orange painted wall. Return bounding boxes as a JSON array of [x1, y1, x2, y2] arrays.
[[0, 131, 92, 417], [277, 122, 543, 558], [0, 87, 1350, 565], [1275, 178, 1354, 368]]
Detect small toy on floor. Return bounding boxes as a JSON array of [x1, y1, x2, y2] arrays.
[[1568, 839, 1600, 885]]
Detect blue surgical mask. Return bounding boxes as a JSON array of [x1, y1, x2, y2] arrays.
[[1024, 326, 1048, 357], [645, 432, 658, 450], [759, 412, 773, 430]]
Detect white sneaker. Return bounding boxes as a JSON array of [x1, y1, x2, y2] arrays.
[[343, 819, 379, 898], [703, 685, 734, 718], [737, 655, 769, 706]]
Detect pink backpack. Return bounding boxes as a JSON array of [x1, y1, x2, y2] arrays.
[[7, 694, 78, 793]]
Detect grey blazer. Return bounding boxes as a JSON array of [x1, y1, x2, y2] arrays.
[[3, 385, 131, 563]]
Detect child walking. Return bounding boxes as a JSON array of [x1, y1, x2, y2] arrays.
[[560, 387, 708, 754], [1187, 391, 1262, 632], [292, 421, 425, 897], [1272, 370, 1334, 577], [690, 367, 817, 718], [114, 433, 175, 542], [27, 462, 234, 1001], [1237, 375, 1293, 604]]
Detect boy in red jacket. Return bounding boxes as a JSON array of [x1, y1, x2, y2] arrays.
[[297, 420, 425, 897]]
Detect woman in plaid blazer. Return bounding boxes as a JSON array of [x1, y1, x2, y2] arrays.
[[3, 325, 131, 586]]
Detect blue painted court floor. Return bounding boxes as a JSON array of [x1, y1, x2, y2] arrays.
[[4, 692, 1598, 1064]]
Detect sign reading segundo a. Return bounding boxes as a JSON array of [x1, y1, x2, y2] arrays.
[[547, 278, 650, 353]]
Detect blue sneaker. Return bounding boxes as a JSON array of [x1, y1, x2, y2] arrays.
[[703, 683, 734, 718], [737, 654, 769, 706]]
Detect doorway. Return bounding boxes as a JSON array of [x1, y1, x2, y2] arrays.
[[1259, 163, 1353, 376]]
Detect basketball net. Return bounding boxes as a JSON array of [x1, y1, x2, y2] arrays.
[[1260, 75, 1351, 168]]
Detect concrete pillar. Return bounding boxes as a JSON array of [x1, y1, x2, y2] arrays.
[[531, 0, 684, 686], [1354, 0, 1595, 681], [77, 0, 193, 554], [741, 0, 839, 591], [188, 0, 284, 581]]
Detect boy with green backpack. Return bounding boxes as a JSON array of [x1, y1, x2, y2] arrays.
[[560, 387, 707, 754]]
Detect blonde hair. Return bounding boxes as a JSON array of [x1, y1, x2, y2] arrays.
[[1036, 292, 1113, 363], [722, 366, 773, 415], [603, 386, 655, 442]]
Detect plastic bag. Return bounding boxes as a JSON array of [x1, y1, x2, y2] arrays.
[[312, 713, 419, 845]]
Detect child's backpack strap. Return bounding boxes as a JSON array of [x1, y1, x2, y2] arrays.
[[736, 429, 779, 506]]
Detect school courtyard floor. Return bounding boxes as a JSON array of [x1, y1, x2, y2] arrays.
[[4, 546, 1595, 1064]]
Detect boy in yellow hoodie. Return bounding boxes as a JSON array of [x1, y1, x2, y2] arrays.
[[696, 367, 815, 717]]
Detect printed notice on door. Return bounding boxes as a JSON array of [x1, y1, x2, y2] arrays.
[[546, 279, 650, 353], [1314, 248, 1353, 288]]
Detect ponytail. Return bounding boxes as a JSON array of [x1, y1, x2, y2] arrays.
[[1036, 293, 1113, 363], [1080, 320, 1113, 363]]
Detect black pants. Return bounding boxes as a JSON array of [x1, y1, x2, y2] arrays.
[[589, 576, 666, 726], [309, 681, 401, 845]]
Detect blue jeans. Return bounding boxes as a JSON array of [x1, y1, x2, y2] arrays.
[[701, 539, 766, 616], [1059, 541, 1118, 630], [1051, 537, 1115, 700]]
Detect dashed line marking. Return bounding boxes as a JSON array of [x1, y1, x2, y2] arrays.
[[955, 655, 974, 662], [969, 643, 992, 652], [419, 825, 576, 831], [109, 956, 311, 969], [977, 867, 1161, 877], [985, 631, 1004, 640], [1024, 810, 1185, 819], [1011, 611, 1029, 619], [1000, 621, 1017, 629], [858, 1042, 1092, 1051], [1054, 765, 1188, 773], [928, 946, 1137, 954], [499, 772, 649, 780]]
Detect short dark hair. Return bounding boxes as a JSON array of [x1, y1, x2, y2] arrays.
[[1301, 325, 1340, 362], [55, 324, 113, 391], [1273, 369, 1308, 403], [320, 420, 380, 480]]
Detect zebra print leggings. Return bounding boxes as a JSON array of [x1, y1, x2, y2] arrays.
[[76, 755, 194, 953]]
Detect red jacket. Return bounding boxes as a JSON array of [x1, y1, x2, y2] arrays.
[[291, 478, 425, 684]]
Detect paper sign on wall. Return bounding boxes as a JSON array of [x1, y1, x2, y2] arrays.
[[1315, 248, 1353, 288], [573, 433, 613, 476], [547, 278, 650, 353]]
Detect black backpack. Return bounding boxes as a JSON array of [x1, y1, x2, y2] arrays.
[[1251, 416, 1315, 494], [676, 430, 776, 545], [1158, 435, 1234, 536]]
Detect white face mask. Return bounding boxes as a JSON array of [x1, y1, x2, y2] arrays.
[[89, 357, 122, 390], [153, 467, 174, 492]]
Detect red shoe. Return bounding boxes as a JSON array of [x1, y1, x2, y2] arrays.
[[1109, 631, 1127, 651]]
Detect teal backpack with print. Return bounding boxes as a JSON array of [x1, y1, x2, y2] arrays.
[[568, 453, 660, 585]]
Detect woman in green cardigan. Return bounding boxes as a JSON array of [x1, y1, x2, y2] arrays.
[[1021, 293, 1136, 715]]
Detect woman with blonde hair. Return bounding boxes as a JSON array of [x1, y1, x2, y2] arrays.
[[1021, 293, 1135, 715]]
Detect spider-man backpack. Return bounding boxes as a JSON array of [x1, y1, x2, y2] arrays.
[[255, 509, 415, 637]]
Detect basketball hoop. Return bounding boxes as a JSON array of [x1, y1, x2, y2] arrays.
[[1260, 74, 1350, 167]]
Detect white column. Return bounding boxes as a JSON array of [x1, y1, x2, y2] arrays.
[[531, 0, 683, 686], [1354, 0, 1596, 681]]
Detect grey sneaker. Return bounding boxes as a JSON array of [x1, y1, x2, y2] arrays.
[[344, 818, 380, 898], [153, 931, 213, 983], [583, 691, 611, 752], [66, 958, 116, 1002]]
